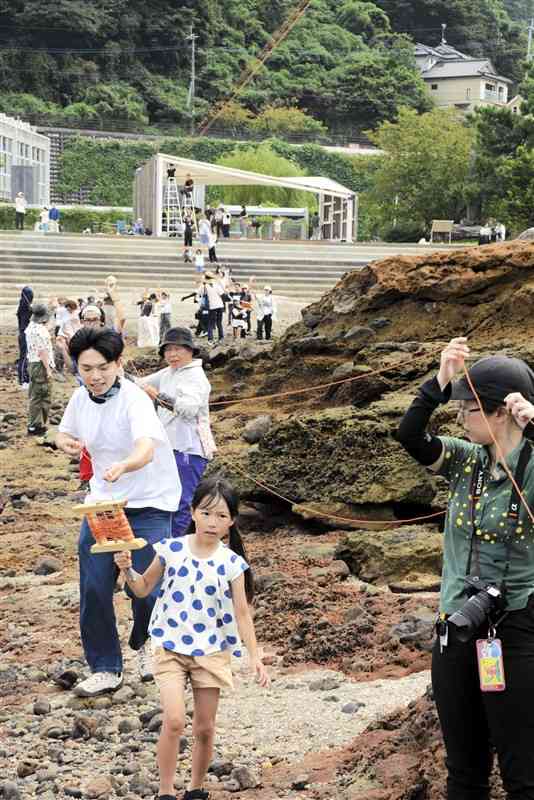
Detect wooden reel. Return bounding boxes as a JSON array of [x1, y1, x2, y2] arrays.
[[73, 500, 147, 554]]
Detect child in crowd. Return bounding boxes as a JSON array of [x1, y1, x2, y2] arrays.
[[183, 247, 194, 263], [194, 248, 205, 275], [231, 299, 248, 339], [114, 478, 269, 800]]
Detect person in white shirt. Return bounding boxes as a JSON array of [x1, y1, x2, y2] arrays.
[[254, 285, 277, 340], [25, 303, 55, 435], [15, 192, 27, 230], [198, 214, 211, 247], [222, 210, 232, 238], [39, 207, 49, 233], [140, 327, 215, 537], [203, 272, 224, 345], [158, 291, 172, 344], [56, 327, 180, 696]]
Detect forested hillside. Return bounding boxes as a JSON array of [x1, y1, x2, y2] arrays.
[[0, 0, 532, 133]]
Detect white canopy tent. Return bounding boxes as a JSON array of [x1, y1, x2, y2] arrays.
[[133, 153, 358, 241]]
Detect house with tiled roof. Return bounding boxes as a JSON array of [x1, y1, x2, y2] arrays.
[[415, 38, 512, 112]]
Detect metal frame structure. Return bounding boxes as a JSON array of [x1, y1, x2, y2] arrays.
[[133, 153, 357, 241]]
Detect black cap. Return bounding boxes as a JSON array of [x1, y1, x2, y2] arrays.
[[159, 327, 199, 358], [451, 356, 534, 404]]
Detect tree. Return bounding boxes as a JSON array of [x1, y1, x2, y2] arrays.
[[330, 42, 432, 129], [368, 107, 475, 230], [212, 144, 316, 209], [250, 106, 327, 137], [495, 145, 534, 230]]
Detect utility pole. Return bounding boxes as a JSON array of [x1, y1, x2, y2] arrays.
[[186, 25, 198, 135], [528, 18, 534, 62]]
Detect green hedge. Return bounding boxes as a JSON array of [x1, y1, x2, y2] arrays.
[[0, 203, 134, 232]]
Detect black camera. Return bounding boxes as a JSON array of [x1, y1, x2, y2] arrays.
[[447, 576, 503, 642]]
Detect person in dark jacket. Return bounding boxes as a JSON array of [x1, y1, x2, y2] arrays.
[[16, 286, 34, 387]]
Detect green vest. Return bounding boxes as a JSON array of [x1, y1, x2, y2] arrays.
[[438, 435, 534, 613]]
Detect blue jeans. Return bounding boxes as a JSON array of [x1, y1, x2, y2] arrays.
[[172, 451, 208, 537], [78, 506, 172, 674]]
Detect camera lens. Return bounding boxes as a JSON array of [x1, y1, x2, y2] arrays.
[[448, 592, 494, 642]]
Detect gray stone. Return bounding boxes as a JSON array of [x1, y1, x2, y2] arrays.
[[289, 336, 335, 355], [331, 362, 356, 381], [147, 713, 163, 732], [209, 758, 234, 778], [81, 775, 113, 798], [230, 765, 260, 790], [308, 676, 341, 692], [341, 702, 365, 714], [64, 787, 83, 798], [242, 415, 272, 444], [33, 698, 51, 715], [118, 717, 141, 734], [343, 325, 375, 345], [0, 782, 22, 800], [389, 617, 434, 650], [34, 557, 63, 576], [222, 778, 241, 793]]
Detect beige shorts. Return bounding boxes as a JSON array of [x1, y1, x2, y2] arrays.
[[153, 646, 234, 691]]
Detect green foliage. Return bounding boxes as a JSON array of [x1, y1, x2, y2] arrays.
[[0, 0, 450, 133], [0, 93, 61, 117], [368, 107, 475, 230], [472, 62, 534, 233], [0, 203, 131, 232], [212, 144, 317, 209], [330, 40, 433, 130], [250, 106, 327, 136]]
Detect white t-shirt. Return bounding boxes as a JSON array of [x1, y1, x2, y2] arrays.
[[149, 535, 249, 657], [15, 196, 26, 214], [223, 212, 231, 225], [59, 379, 180, 511], [205, 283, 223, 310]]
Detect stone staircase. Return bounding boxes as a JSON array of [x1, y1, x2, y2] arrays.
[[0, 232, 366, 310]]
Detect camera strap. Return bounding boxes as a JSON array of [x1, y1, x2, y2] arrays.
[[467, 440, 532, 583]]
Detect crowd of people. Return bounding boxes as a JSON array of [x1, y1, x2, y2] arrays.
[[14, 269, 534, 799]]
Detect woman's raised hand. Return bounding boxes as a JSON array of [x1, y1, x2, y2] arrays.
[[113, 551, 132, 571], [504, 392, 534, 429], [437, 337, 470, 390]]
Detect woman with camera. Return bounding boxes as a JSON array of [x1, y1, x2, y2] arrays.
[[397, 337, 534, 800]]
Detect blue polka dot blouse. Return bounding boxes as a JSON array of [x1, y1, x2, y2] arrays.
[[149, 535, 249, 657]]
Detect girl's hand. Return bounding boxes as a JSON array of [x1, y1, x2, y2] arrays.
[[437, 337, 470, 390], [103, 462, 127, 482], [114, 551, 132, 571], [504, 392, 534, 429], [60, 436, 84, 456], [251, 658, 270, 688]]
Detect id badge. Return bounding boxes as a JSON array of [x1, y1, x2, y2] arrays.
[[476, 638, 506, 692]]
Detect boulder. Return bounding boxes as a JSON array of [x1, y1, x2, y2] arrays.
[[289, 336, 337, 355], [34, 557, 63, 576], [335, 526, 443, 585], [232, 407, 436, 520], [242, 415, 272, 444]]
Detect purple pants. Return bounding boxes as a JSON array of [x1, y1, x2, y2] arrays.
[[172, 451, 208, 537]]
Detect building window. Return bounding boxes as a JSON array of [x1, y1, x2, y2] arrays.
[[466, 88, 471, 99], [431, 83, 438, 90]]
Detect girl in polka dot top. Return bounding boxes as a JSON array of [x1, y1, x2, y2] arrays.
[[115, 477, 269, 800]]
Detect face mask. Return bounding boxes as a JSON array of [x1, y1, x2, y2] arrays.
[[87, 378, 121, 404]]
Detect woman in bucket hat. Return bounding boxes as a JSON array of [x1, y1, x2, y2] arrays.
[[140, 328, 216, 536]]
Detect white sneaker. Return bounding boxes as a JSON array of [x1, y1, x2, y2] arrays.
[[137, 643, 154, 682], [21, 382, 29, 391], [73, 671, 123, 697]]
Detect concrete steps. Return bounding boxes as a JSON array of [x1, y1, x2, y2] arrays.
[[1, 234, 365, 308]]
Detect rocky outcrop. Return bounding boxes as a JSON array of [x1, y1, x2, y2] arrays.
[[335, 526, 443, 587]]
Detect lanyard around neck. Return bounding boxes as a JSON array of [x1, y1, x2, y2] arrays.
[[466, 440, 532, 583]]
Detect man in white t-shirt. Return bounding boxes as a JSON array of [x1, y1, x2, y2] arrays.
[[15, 192, 27, 230], [56, 327, 180, 697]]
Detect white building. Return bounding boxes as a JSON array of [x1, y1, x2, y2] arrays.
[[0, 113, 50, 206]]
